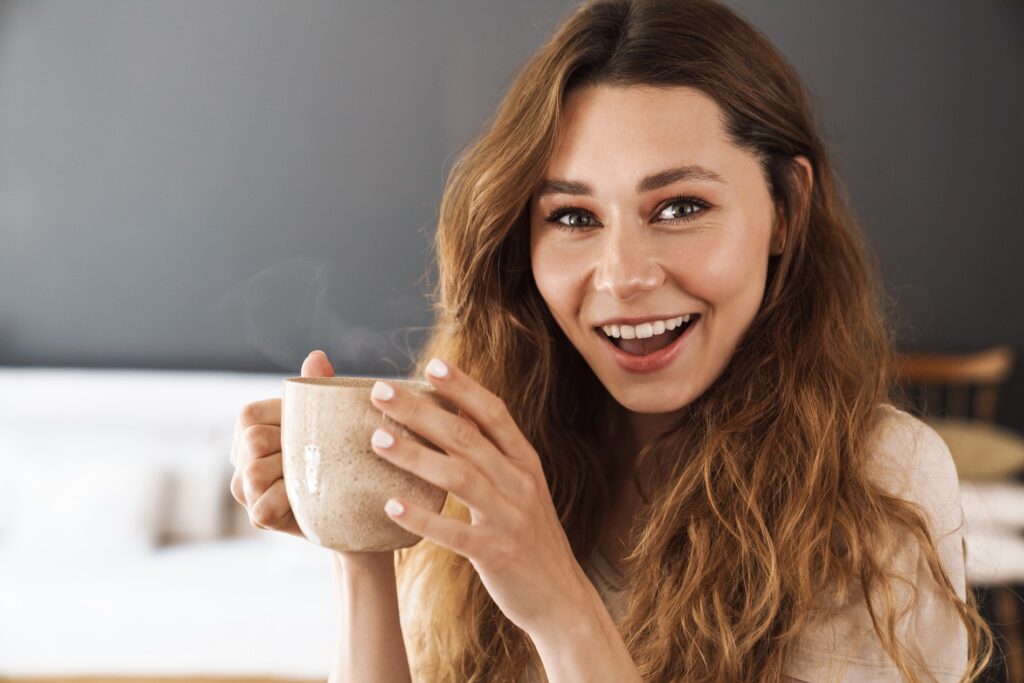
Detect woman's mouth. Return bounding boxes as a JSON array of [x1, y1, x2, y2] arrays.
[[593, 314, 700, 374]]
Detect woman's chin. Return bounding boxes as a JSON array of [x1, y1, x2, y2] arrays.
[[604, 381, 695, 415]]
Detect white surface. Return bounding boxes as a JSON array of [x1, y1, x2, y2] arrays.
[[0, 367, 289, 429], [964, 527, 1024, 585], [959, 479, 1024, 584], [0, 367, 289, 541], [0, 366, 343, 678], [960, 480, 1024, 532], [7, 453, 167, 557], [0, 535, 336, 678], [1, 424, 229, 543]]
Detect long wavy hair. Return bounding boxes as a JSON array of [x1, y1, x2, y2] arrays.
[[394, 0, 994, 680]]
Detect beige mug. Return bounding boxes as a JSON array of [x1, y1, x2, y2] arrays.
[[281, 376, 453, 552]]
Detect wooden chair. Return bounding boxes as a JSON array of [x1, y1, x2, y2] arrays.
[[891, 345, 1015, 422], [890, 344, 1023, 682]]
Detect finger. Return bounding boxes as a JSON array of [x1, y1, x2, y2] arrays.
[[458, 408, 480, 431], [233, 399, 280, 468], [230, 470, 246, 506], [241, 424, 281, 462], [279, 509, 304, 537], [370, 426, 502, 518], [370, 380, 520, 491], [249, 478, 292, 529], [239, 398, 281, 427], [301, 349, 335, 378], [242, 454, 283, 508], [383, 496, 483, 561], [421, 358, 533, 460], [230, 418, 242, 467]]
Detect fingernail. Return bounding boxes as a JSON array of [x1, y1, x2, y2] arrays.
[[425, 357, 449, 379], [312, 349, 327, 359], [371, 380, 395, 401], [371, 428, 395, 449], [384, 498, 404, 516]]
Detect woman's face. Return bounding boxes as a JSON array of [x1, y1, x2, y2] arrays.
[[529, 84, 807, 417]]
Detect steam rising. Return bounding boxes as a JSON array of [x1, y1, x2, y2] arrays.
[[214, 256, 431, 376]]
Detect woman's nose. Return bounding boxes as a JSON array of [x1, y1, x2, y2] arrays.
[[593, 229, 665, 301]]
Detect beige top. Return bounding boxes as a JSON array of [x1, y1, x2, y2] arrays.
[[522, 405, 970, 682]]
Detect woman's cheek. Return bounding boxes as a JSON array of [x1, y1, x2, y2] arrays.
[[533, 237, 592, 291], [530, 239, 587, 326], [687, 232, 768, 301], [673, 242, 744, 303]]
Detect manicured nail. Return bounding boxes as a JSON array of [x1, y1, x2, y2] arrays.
[[371, 428, 395, 449], [371, 380, 395, 401], [384, 498, 404, 516], [425, 357, 449, 379]]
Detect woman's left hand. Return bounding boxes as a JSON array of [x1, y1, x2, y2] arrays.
[[367, 357, 591, 637]]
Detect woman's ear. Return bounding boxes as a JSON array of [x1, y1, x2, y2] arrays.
[[770, 154, 814, 255]]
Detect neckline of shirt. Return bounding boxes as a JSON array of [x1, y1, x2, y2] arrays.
[[589, 547, 628, 593]]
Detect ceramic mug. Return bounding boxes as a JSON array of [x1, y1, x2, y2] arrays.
[[281, 376, 453, 552]]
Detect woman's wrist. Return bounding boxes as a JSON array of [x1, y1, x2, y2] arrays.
[[329, 549, 412, 683], [332, 550, 396, 578]]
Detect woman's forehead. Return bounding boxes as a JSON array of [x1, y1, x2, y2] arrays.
[[556, 85, 727, 147], [542, 85, 748, 192]]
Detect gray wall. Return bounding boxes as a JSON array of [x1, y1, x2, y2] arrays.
[[1, 1, 1022, 428]]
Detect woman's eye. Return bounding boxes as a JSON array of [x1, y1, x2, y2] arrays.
[[658, 199, 704, 222], [544, 196, 709, 232], [550, 210, 596, 230]]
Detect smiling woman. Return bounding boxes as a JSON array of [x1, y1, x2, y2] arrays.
[[382, 0, 996, 681]]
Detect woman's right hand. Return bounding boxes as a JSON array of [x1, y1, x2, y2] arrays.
[[228, 351, 319, 539], [229, 350, 395, 563]]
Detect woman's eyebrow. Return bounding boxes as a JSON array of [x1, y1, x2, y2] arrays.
[[535, 164, 726, 198]]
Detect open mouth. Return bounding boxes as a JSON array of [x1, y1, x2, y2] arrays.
[[595, 314, 700, 357]]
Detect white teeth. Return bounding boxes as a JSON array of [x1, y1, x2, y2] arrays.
[[600, 314, 695, 339]]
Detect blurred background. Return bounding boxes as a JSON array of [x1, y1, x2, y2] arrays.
[[0, 1, 1022, 681]]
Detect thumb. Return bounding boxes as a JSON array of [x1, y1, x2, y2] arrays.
[[300, 349, 335, 378]]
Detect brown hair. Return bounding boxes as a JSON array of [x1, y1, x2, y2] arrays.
[[395, 0, 994, 680]]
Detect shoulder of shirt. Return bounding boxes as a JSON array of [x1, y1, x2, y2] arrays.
[[868, 403, 965, 540], [781, 404, 971, 680]]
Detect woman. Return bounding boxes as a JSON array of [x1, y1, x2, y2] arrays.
[[229, 0, 994, 680]]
